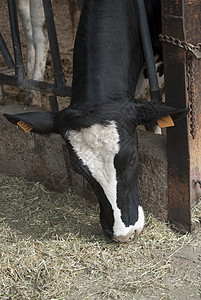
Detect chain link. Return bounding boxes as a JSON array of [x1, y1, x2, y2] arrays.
[[159, 33, 201, 139], [159, 34, 201, 52], [186, 53, 196, 138]]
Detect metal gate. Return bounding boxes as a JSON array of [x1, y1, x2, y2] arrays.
[[0, 0, 83, 111]]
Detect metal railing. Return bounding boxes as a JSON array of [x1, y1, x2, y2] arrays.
[[0, 0, 84, 110]]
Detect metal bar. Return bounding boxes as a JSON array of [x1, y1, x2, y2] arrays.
[[162, 0, 190, 232], [62, 144, 73, 186], [42, 0, 66, 89], [162, 0, 201, 233], [77, 0, 83, 10], [184, 0, 201, 230], [136, 0, 161, 104], [0, 84, 5, 105], [0, 33, 14, 69], [7, 0, 25, 83], [49, 95, 59, 112], [0, 73, 71, 97]]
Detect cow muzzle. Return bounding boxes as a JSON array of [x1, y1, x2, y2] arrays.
[[113, 231, 137, 243]]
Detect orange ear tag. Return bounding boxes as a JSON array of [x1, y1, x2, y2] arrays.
[[17, 120, 34, 132], [157, 115, 175, 128]]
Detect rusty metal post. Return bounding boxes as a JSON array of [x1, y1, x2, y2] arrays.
[[162, 0, 201, 232]]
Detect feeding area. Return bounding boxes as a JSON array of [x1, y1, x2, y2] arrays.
[[0, 173, 200, 299]]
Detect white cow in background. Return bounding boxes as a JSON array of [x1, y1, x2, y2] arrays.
[[15, 0, 49, 106]]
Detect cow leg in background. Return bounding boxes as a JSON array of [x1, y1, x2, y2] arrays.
[[15, 0, 35, 104], [135, 56, 164, 100], [26, 0, 49, 106], [15, 0, 35, 77], [15, 0, 49, 106]]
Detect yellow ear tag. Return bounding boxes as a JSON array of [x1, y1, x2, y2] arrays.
[[157, 115, 175, 128], [17, 120, 34, 132]]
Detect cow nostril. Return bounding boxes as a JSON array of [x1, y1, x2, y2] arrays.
[[129, 232, 135, 240], [113, 232, 136, 243]]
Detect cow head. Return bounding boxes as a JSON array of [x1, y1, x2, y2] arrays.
[[4, 102, 187, 242]]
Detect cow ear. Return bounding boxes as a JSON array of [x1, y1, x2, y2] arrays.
[[4, 112, 58, 134], [134, 103, 188, 126]]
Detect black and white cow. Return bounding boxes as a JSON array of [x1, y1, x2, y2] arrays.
[[4, 0, 187, 242]]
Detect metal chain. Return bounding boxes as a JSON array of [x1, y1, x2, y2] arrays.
[[186, 53, 196, 139], [159, 34, 201, 52], [159, 33, 201, 139]]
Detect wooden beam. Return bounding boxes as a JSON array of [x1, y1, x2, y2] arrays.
[[162, 0, 201, 232]]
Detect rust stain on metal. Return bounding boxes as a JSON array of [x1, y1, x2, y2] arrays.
[[163, 0, 182, 16]]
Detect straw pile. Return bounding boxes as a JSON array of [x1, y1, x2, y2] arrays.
[[0, 173, 200, 299]]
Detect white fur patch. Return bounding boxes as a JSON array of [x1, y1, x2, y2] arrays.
[[113, 206, 145, 242], [66, 121, 144, 240], [133, 206, 145, 234]]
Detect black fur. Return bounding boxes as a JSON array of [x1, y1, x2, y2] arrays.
[[71, 0, 162, 108]]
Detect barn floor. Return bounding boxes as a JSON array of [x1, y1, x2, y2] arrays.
[[0, 173, 200, 300]]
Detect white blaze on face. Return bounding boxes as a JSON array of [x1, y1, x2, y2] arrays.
[[66, 121, 144, 240]]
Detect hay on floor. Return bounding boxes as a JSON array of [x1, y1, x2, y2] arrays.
[[0, 174, 200, 299]]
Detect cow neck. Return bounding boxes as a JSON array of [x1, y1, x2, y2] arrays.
[[70, 0, 143, 108]]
